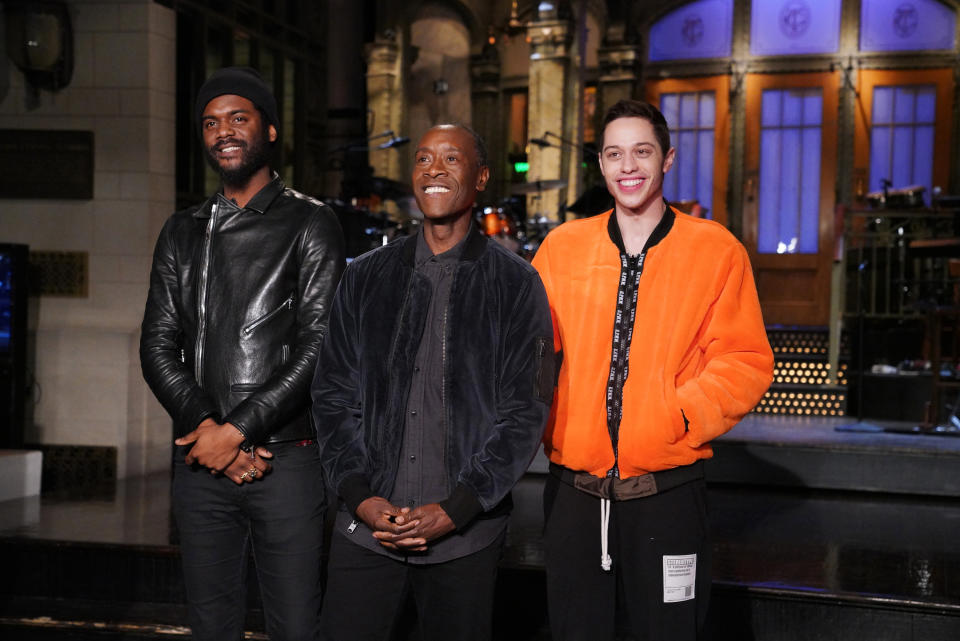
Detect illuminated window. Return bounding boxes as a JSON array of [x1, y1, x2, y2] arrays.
[[648, 0, 733, 62], [860, 0, 956, 52], [757, 88, 822, 254], [660, 91, 715, 218], [868, 85, 935, 203], [750, 0, 841, 56]]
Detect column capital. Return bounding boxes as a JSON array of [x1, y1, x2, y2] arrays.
[[365, 35, 400, 76], [528, 19, 573, 60], [598, 43, 641, 83], [470, 44, 501, 96]]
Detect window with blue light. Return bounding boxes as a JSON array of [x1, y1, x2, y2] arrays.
[[860, 0, 956, 51], [648, 0, 733, 62], [660, 91, 715, 219], [750, 0, 842, 56], [757, 89, 822, 255], [868, 85, 936, 204]]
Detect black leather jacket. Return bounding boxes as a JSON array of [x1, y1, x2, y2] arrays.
[[141, 175, 345, 445], [312, 226, 554, 528]]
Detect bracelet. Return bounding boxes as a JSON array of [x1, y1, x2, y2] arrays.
[[235, 426, 254, 453]]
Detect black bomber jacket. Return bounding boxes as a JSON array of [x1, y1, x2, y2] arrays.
[[140, 174, 345, 445], [312, 226, 554, 528]]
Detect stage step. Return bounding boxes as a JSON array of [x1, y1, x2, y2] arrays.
[[757, 327, 850, 417], [710, 414, 960, 497]]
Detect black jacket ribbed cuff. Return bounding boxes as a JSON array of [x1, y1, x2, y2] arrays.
[[438, 483, 484, 530], [340, 473, 375, 517]]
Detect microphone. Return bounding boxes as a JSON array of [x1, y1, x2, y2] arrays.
[[377, 135, 410, 149], [529, 137, 551, 148]]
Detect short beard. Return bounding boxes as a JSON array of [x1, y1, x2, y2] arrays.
[[204, 127, 273, 188]]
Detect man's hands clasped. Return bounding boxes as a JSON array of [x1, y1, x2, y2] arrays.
[[175, 418, 273, 485], [356, 496, 455, 552]]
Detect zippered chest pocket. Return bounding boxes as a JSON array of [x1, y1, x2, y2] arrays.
[[242, 292, 296, 335]]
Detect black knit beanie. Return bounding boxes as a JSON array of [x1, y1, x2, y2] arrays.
[[195, 66, 279, 134]]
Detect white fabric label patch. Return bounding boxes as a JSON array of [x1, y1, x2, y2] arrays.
[[663, 554, 697, 603]]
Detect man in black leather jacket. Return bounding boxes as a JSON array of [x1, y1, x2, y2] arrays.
[[313, 124, 553, 641], [140, 67, 344, 641]]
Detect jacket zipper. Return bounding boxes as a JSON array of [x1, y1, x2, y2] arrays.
[[194, 202, 218, 386], [242, 293, 295, 335], [608, 251, 646, 479]]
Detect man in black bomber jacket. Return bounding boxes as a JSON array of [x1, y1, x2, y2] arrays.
[[140, 67, 344, 641], [312, 124, 553, 641]]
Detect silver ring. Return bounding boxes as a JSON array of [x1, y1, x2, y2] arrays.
[[248, 467, 258, 478]]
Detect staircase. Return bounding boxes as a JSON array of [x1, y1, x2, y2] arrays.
[[754, 327, 848, 417]]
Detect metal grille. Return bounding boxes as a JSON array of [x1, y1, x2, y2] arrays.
[[29, 251, 88, 297]]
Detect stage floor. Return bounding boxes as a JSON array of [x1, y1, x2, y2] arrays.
[[2, 415, 959, 636]]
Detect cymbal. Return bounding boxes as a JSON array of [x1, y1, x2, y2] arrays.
[[510, 179, 567, 195], [369, 176, 413, 199]]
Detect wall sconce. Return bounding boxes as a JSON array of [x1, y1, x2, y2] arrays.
[[5, 1, 73, 92]]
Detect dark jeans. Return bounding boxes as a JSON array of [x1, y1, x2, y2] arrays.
[[543, 473, 712, 641], [172, 441, 325, 641], [319, 530, 503, 641]]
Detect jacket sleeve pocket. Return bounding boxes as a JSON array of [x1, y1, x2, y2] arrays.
[[534, 336, 555, 404]]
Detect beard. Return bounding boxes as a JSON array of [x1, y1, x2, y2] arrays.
[[203, 126, 273, 188]]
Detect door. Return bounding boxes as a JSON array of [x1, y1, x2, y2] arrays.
[[742, 72, 839, 326], [646, 76, 731, 226]]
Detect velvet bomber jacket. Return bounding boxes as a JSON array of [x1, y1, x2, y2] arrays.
[[140, 174, 345, 446], [312, 226, 555, 528]]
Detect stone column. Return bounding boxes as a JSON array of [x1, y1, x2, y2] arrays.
[[365, 32, 405, 185], [596, 23, 641, 122], [526, 10, 573, 223], [470, 43, 501, 206]]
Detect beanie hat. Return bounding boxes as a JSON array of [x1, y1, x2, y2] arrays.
[[195, 66, 279, 134]]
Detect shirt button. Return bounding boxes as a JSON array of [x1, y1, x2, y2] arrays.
[[410, 455, 416, 461], [414, 366, 421, 373], [410, 409, 417, 416]]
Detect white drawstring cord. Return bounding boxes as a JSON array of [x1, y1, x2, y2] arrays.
[[600, 498, 612, 571]]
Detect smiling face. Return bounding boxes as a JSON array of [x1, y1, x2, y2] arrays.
[[201, 94, 277, 187], [599, 116, 675, 217], [412, 126, 489, 222]]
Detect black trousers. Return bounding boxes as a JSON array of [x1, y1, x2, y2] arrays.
[[543, 472, 711, 641], [172, 441, 326, 641], [319, 530, 503, 641]]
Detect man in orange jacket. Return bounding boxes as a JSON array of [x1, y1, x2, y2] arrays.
[[532, 99, 774, 640]]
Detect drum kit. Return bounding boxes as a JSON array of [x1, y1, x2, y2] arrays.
[[328, 174, 579, 261]]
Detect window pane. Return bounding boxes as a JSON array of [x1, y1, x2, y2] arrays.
[[678, 130, 697, 199], [912, 125, 934, 189], [782, 91, 804, 126], [893, 88, 915, 123], [758, 129, 782, 253], [916, 88, 936, 122], [697, 130, 713, 212], [873, 87, 893, 123], [803, 93, 823, 126], [758, 88, 822, 254], [680, 94, 698, 127], [869, 85, 937, 205], [700, 92, 716, 127], [869, 126, 892, 192], [659, 90, 716, 219], [661, 94, 679, 129], [800, 128, 821, 253], [762, 90, 782, 126]]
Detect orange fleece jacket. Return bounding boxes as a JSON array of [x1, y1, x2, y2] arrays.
[[532, 208, 774, 479]]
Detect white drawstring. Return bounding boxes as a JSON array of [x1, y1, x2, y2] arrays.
[[600, 498, 612, 571]]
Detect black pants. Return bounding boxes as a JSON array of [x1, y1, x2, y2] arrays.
[[543, 473, 711, 641], [172, 441, 326, 641], [319, 530, 503, 641]]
